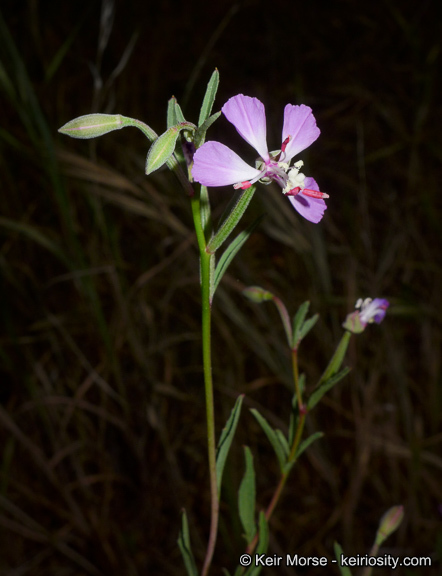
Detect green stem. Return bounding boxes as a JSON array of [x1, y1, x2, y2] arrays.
[[246, 346, 306, 557], [191, 192, 218, 576]]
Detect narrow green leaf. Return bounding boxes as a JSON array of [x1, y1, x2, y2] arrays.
[[244, 512, 269, 576], [238, 446, 256, 544], [207, 186, 256, 254], [177, 510, 198, 576], [274, 429, 290, 459], [194, 111, 221, 148], [198, 68, 220, 126], [58, 113, 124, 139], [299, 313, 319, 342], [167, 96, 186, 128], [295, 431, 323, 459], [216, 395, 244, 498], [307, 366, 351, 411], [250, 409, 287, 472], [292, 301, 310, 347], [145, 122, 196, 175], [334, 542, 353, 576], [212, 215, 264, 298], [317, 330, 351, 387]]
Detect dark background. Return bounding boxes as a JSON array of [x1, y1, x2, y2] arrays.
[[0, 0, 441, 574]]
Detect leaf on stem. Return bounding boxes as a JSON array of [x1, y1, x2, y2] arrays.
[[238, 446, 257, 544], [250, 409, 289, 472], [198, 69, 220, 127], [177, 510, 198, 576], [212, 215, 264, 299], [216, 395, 244, 498], [167, 96, 186, 128], [244, 512, 269, 576], [194, 111, 222, 148], [292, 301, 319, 349], [307, 367, 351, 411], [207, 186, 256, 254]]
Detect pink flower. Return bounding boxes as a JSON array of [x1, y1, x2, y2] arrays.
[[192, 94, 328, 223]]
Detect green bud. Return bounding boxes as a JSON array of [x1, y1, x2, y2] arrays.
[[145, 122, 196, 175], [243, 286, 274, 303], [376, 505, 404, 545], [58, 114, 124, 139]]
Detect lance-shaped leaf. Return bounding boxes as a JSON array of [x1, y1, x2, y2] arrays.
[[194, 111, 221, 148], [177, 510, 198, 576], [58, 113, 124, 139], [244, 512, 269, 576], [216, 395, 244, 498], [238, 446, 257, 544], [212, 215, 264, 299], [250, 409, 289, 472], [334, 542, 353, 576], [167, 96, 186, 128], [207, 186, 256, 254], [307, 366, 351, 411], [317, 330, 351, 387], [292, 301, 319, 349], [295, 431, 323, 460], [198, 68, 220, 126], [146, 122, 196, 175]]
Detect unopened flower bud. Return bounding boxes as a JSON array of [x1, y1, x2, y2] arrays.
[[376, 505, 404, 545]]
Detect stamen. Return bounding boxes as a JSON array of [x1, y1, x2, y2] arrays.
[[284, 187, 301, 196], [233, 181, 252, 190], [302, 188, 330, 199]]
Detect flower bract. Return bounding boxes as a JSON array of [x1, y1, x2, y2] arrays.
[[192, 94, 328, 223]]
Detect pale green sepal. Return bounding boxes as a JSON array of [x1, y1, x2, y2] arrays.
[[334, 542, 353, 576], [238, 446, 257, 544], [194, 111, 221, 148], [212, 215, 264, 298], [145, 122, 196, 175], [58, 113, 124, 139], [198, 68, 220, 126], [307, 366, 351, 411], [216, 395, 244, 498], [250, 409, 287, 472], [167, 96, 186, 128], [222, 570, 232, 576], [177, 510, 198, 576], [244, 512, 269, 576], [207, 186, 256, 254]]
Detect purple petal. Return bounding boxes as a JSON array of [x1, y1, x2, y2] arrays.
[[287, 177, 327, 223], [222, 95, 269, 161], [282, 104, 320, 161], [192, 141, 261, 187], [360, 298, 390, 325]]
